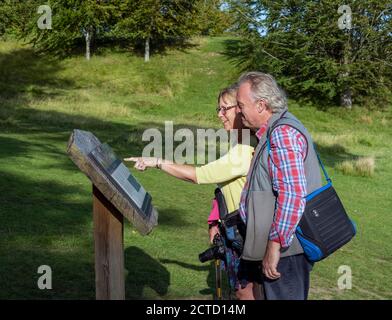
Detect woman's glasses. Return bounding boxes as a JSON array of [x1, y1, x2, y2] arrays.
[[216, 105, 237, 114]]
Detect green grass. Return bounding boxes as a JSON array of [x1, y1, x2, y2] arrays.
[[0, 37, 391, 300]]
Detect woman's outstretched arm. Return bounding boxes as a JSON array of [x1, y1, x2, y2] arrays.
[[125, 144, 253, 185], [124, 157, 197, 183]]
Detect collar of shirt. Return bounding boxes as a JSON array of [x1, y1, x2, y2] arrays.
[[255, 122, 268, 140]]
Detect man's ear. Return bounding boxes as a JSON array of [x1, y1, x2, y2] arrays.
[[256, 100, 266, 113]]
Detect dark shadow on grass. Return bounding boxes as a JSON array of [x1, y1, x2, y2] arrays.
[[0, 46, 133, 140], [0, 136, 30, 159], [0, 171, 91, 237], [159, 259, 210, 272], [0, 47, 74, 100], [23, 34, 199, 60], [155, 208, 192, 228], [0, 100, 129, 135], [0, 46, 136, 139], [159, 258, 216, 298], [0, 249, 95, 299], [314, 142, 360, 169], [95, 36, 199, 59], [125, 246, 170, 299]]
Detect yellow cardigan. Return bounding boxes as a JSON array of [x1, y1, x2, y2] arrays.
[[195, 143, 254, 213]]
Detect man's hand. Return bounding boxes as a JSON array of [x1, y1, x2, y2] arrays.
[[262, 240, 281, 280]]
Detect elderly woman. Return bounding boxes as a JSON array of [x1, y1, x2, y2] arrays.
[[125, 85, 260, 300]]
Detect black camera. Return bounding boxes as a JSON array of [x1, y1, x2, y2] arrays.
[[198, 234, 226, 263]]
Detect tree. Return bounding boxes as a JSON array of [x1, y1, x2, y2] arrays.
[[196, 0, 232, 36], [0, 0, 13, 36], [227, 0, 392, 108], [16, 0, 118, 60], [0, 0, 38, 37], [113, 0, 201, 62]]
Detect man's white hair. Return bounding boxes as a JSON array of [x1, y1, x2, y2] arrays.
[[238, 71, 288, 113]]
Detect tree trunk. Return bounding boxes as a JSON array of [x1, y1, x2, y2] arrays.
[[144, 37, 150, 62], [85, 27, 93, 61], [340, 35, 352, 109], [340, 88, 352, 109]]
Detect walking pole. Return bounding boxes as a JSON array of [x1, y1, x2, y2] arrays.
[[214, 259, 222, 300]]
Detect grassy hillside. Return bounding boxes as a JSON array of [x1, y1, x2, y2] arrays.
[[0, 37, 391, 299]]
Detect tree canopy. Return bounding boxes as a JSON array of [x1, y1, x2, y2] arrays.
[[112, 0, 201, 61], [227, 0, 392, 108]]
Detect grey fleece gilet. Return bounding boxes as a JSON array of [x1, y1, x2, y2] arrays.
[[241, 111, 322, 261]]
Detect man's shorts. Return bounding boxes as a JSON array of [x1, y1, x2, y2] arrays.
[[237, 259, 263, 288]]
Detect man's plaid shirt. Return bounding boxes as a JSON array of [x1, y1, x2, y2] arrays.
[[239, 123, 308, 249]]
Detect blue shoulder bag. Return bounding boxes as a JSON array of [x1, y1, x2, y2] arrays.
[[267, 135, 357, 262]]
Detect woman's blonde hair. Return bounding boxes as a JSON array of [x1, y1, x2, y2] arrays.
[[217, 83, 238, 105]]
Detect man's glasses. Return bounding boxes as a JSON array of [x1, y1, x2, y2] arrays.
[[216, 105, 237, 114]]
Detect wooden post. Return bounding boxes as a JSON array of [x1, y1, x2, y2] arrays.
[[93, 185, 125, 300], [68, 130, 158, 299]]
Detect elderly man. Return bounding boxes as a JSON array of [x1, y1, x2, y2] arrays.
[[236, 72, 322, 300]]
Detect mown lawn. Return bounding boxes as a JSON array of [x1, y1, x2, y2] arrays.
[[0, 37, 391, 299]]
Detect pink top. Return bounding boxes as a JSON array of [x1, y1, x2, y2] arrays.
[[207, 198, 220, 224]]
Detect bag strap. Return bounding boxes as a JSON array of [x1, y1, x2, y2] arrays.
[[266, 126, 332, 184], [313, 144, 332, 184], [214, 188, 229, 220]]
